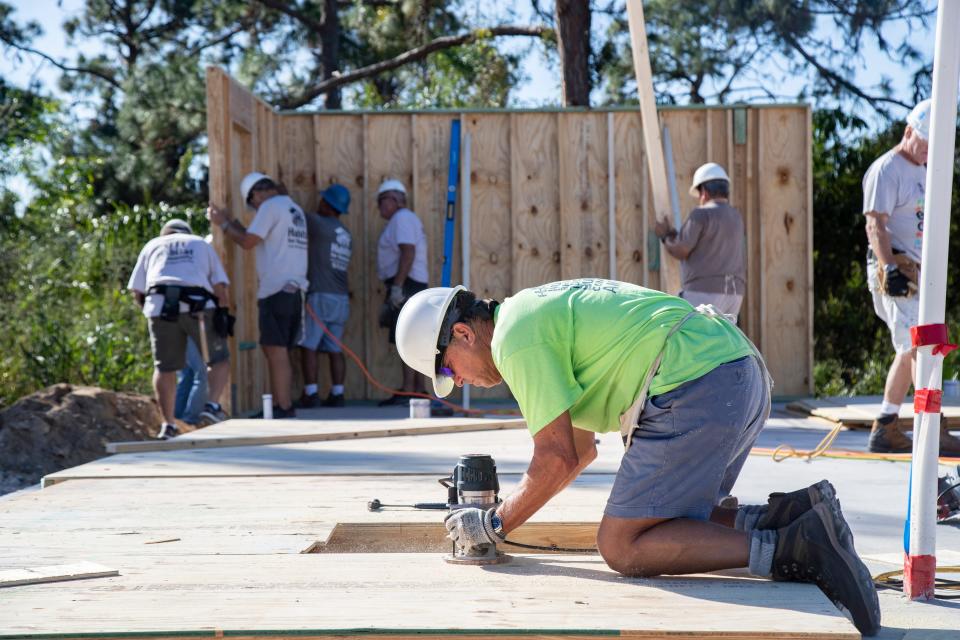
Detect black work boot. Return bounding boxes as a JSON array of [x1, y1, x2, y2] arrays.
[[868, 413, 912, 453], [773, 503, 880, 637], [757, 480, 854, 553]]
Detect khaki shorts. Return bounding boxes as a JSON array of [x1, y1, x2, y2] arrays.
[[148, 309, 230, 372], [867, 264, 918, 354]]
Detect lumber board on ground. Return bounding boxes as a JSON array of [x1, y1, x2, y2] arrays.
[[0, 553, 857, 638], [786, 395, 960, 426], [44, 430, 627, 486], [105, 417, 527, 454], [0, 562, 118, 588]]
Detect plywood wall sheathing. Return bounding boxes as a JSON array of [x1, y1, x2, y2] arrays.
[[206, 68, 813, 410]]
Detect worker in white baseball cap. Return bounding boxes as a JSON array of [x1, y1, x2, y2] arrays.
[[374, 178, 431, 406], [861, 97, 960, 456]]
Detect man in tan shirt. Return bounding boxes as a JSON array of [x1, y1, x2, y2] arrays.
[[655, 162, 746, 321]]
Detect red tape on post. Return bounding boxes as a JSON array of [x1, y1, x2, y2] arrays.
[[914, 388, 943, 414], [910, 323, 958, 356]]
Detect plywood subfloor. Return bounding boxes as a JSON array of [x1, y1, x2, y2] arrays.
[[0, 553, 856, 639], [786, 395, 960, 427], [106, 416, 527, 453]]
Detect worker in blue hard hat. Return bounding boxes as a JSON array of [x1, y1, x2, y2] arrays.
[[298, 183, 354, 408]]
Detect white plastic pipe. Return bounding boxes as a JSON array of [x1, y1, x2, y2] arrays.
[[905, 0, 960, 600], [461, 131, 472, 410]]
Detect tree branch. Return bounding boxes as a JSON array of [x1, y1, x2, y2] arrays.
[[276, 25, 549, 109], [0, 38, 122, 89], [256, 0, 325, 34], [779, 31, 911, 110]]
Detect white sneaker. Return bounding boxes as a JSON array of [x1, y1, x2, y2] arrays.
[[157, 423, 180, 440]]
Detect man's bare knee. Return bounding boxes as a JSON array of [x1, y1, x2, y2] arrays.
[[597, 519, 662, 577]]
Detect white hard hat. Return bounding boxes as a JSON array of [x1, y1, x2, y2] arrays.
[[240, 172, 272, 204], [689, 162, 730, 197], [906, 99, 932, 140], [395, 285, 465, 398], [377, 179, 407, 197]]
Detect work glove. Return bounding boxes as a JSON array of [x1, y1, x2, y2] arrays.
[[389, 285, 406, 309], [881, 264, 912, 297], [444, 507, 498, 549]]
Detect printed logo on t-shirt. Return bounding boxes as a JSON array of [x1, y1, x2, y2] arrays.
[[533, 278, 620, 297], [331, 226, 352, 271], [163, 241, 195, 264], [288, 208, 309, 250], [914, 189, 924, 251]]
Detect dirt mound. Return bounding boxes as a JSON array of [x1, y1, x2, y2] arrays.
[[0, 384, 188, 494]]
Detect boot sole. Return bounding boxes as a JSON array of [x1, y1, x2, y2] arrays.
[[813, 503, 881, 636]]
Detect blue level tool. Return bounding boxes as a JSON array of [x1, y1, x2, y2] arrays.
[[441, 119, 461, 287]]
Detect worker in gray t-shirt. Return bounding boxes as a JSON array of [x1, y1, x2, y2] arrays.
[[298, 184, 353, 408], [654, 162, 746, 321]]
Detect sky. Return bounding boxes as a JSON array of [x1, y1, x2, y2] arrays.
[[3, 0, 935, 116], [0, 0, 939, 211]]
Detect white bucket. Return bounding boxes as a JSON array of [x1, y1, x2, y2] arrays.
[[262, 394, 273, 419], [409, 398, 431, 419]]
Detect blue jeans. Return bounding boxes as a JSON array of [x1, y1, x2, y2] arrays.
[[174, 337, 208, 424]]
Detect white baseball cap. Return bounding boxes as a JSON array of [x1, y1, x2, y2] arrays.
[[906, 99, 932, 140]]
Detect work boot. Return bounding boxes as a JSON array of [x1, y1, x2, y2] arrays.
[[321, 393, 345, 407], [757, 480, 854, 554], [773, 503, 880, 637], [940, 418, 960, 458], [157, 422, 179, 440], [868, 413, 912, 453], [296, 392, 319, 408]]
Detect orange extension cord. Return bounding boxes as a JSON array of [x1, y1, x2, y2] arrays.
[[304, 301, 520, 416]]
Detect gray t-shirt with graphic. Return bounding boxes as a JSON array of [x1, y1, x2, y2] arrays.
[[862, 148, 926, 263], [306, 212, 352, 295]]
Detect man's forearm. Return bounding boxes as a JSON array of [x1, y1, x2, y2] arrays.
[[394, 247, 415, 286], [497, 455, 576, 536], [865, 215, 896, 265], [222, 218, 249, 247]]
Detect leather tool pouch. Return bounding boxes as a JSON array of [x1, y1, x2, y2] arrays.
[[160, 286, 181, 321]]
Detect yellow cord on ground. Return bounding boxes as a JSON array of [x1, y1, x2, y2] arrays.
[[873, 565, 960, 599], [770, 423, 845, 462]]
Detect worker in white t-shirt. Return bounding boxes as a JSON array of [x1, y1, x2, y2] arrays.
[[374, 179, 429, 406], [207, 173, 309, 418], [127, 219, 232, 439], [862, 99, 960, 456]]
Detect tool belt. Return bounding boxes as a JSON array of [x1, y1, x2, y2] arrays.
[[147, 285, 217, 322], [867, 247, 919, 297]]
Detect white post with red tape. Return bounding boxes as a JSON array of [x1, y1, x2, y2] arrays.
[[904, 0, 960, 600]]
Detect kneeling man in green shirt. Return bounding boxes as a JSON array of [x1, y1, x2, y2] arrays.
[[395, 279, 879, 637]]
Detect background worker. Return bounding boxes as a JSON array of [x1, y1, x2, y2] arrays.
[[395, 280, 880, 637], [863, 99, 960, 456], [655, 162, 746, 321], [207, 172, 309, 419], [128, 219, 231, 439], [375, 178, 429, 406], [298, 183, 353, 408]]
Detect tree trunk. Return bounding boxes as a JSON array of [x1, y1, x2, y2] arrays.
[[555, 0, 591, 106], [321, 0, 341, 109]]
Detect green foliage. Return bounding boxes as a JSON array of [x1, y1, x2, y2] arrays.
[[0, 141, 208, 405], [811, 107, 960, 395]]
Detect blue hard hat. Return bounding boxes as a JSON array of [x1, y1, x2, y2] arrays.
[[320, 184, 350, 214]]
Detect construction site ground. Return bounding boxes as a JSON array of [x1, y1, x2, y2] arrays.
[[2, 404, 959, 639]]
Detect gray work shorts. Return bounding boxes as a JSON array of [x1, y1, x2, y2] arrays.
[[301, 292, 350, 352], [148, 309, 230, 373], [605, 355, 770, 520]]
